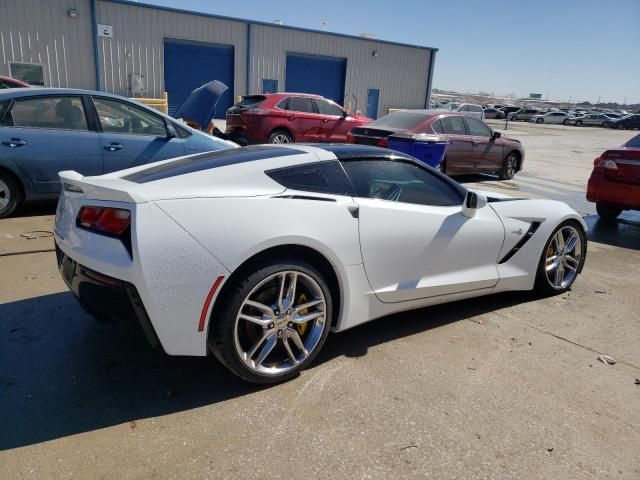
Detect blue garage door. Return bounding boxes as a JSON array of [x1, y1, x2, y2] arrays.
[[164, 39, 234, 119], [285, 53, 347, 105]]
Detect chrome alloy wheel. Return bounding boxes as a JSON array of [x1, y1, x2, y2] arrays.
[[234, 271, 327, 375], [271, 133, 291, 144], [0, 179, 10, 210], [505, 155, 517, 179], [545, 225, 582, 289]]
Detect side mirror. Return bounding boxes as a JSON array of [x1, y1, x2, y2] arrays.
[[342, 109, 348, 118], [166, 123, 178, 139], [492, 131, 501, 140], [462, 191, 487, 218]]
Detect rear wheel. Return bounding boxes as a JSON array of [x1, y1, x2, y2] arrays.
[[210, 259, 332, 384], [536, 118, 544, 124], [617, 123, 625, 130], [499, 153, 518, 180], [575, 120, 583, 127], [602, 122, 609, 128], [563, 119, 569, 125], [511, 116, 518, 122], [596, 203, 622, 221], [535, 221, 586, 295], [0, 173, 20, 219], [268, 130, 293, 144]]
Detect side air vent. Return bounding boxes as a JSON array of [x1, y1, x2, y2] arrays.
[[498, 221, 541, 264]]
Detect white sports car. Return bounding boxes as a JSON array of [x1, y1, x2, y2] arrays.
[[54, 144, 587, 383]]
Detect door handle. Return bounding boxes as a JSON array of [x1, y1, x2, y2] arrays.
[[104, 143, 124, 151], [287, 115, 297, 120], [471, 140, 480, 147], [2, 138, 27, 148], [321, 119, 330, 123]]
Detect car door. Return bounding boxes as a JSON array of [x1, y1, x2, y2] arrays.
[[464, 117, 503, 173], [91, 96, 186, 173], [341, 159, 504, 302], [283, 97, 322, 142], [314, 98, 349, 142], [435, 115, 474, 174], [0, 95, 102, 194]]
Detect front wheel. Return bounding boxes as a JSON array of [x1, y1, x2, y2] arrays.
[[210, 259, 332, 384], [563, 119, 569, 125], [616, 123, 625, 130], [575, 120, 583, 127], [602, 122, 609, 128], [0, 173, 20, 219], [536, 118, 544, 124], [535, 221, 586, 295], [499, 153, 518, 180], [596, 203, 622, 221]]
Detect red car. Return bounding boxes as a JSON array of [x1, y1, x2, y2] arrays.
[[225, 93, 371, 144], [0, 75, 29, 89], [587, 133, 640, 220], [348, 110, 525, 179]]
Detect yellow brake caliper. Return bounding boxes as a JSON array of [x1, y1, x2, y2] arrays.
[[296, 293, 309, 336]]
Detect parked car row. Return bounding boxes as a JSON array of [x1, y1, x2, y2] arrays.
[[1, 86, 526, 218]]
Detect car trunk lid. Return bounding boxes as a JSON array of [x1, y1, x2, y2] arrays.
[[601, 148, 640, 185]]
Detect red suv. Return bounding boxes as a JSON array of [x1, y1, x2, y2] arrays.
[[587, 133, 640, 220], [225, 93, 371, 144]]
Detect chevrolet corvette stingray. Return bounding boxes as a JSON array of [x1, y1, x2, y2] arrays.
[[54, 144, 587, 383]]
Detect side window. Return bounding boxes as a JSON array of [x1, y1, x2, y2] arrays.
[[315, 99, 343, 116], [287, 97, 315, 114], [431, 119, 444, 134], [440, 116, 466, 135], [341, 160, 463, 207], [276, 97, 290, 110], [266, 161, 353, 195], [465, 117, 492, 137], [92, 97, 167, 136], [0, 100, 11, 126], [9, 96, 88, 130]]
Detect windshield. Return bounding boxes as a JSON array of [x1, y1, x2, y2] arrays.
[[368, 111, 431, 130]]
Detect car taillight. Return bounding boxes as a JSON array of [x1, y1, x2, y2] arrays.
[[593, 157, 618, 170], [346, 133, 356, 143], [77, 206, 131, 235], [243, 108, 270, 116], [377, 138, 389, 147]]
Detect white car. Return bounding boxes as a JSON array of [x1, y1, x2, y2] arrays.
[[455, 103, 485, 121], [531, 112, 570, 125], [54, 145, 587, 383]]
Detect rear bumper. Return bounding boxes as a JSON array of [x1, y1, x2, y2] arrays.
[[586, 171, 640, 210], [56, 243, 162, 349]]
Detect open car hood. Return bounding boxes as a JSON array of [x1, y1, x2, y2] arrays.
[[173, 80, 229, 128]]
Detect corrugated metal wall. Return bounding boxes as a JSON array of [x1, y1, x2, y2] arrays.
[[251, 25, 431, 116], [95, 1, 247, 99], [0, 0, 96, 89], [1, 0, 433, 117]]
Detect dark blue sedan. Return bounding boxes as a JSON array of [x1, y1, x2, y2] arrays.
[[0, 88, 235, 217]]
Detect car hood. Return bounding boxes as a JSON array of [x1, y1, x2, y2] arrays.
[[173, 80, 230, 129]]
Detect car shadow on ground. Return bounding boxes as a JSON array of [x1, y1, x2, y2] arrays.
[[0, 288, 538, 450], [584, 214, 640, 251], [11, 201, 57, 218]]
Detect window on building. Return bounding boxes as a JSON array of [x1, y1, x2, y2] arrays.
[[9, 62, 45, 86]]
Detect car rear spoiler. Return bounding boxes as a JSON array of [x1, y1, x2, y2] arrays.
[[59, 171, 147, 203]]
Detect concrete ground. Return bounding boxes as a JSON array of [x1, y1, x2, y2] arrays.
[[1, 122, 639, 479]]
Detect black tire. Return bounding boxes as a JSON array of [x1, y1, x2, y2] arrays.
[[536, 118, 544, 124], [596, 203, 622, 221], [268, 129, 293, 144], [209, 258, 332, 384], [601, 122, 609, 128], [563, 119, 569, 125], [616, 123, 625, 130], [511, 116, 518, 122], [534, 220, 587, 295], [499, 153, 519, 180], [0, 172, 20, 219], [575, 120, 583, 127]]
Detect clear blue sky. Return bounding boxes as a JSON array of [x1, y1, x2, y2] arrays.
[[147, 0, 640, 104]]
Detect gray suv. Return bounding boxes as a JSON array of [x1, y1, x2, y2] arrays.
[[510, 108, 542, 122]]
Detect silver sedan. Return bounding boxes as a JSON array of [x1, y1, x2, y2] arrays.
[[570, 114, 617, 128]]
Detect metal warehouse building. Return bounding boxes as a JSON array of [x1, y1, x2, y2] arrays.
[[1, 0, 437, 118]]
